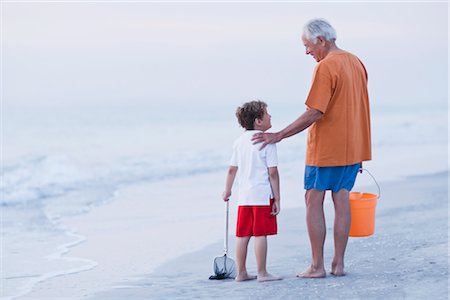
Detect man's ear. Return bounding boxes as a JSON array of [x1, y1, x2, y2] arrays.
[[317, 36, 326, 46]]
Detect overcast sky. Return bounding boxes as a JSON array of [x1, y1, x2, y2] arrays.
[[3, 2, 448, 108]]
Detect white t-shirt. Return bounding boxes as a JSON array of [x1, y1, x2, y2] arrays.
[[229, 130, 278, 206]]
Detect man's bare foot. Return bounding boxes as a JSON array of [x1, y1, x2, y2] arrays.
[[330, 263, 346, 276], [257, 272, 283, 282], [235, 272, 257, 282], [296, 266, 326, 278]]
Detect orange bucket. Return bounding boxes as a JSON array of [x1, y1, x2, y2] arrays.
[[349, 192, 378, 237]]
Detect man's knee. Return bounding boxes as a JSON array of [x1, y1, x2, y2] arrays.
[[332, 188, 350, 198], [305, 189, 325, 207]]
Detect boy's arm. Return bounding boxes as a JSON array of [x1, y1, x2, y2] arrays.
[[268, 166, 281, 215], [222, 166, 238, 201]]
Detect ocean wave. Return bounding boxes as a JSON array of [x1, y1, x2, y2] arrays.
[[1, 150, 230, 210], [2, 155, 90, 207]]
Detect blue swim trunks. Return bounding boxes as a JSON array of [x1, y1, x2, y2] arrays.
[[304, 163, 360, 193]]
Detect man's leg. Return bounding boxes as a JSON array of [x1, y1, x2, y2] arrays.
[[235, 236, 256, 281], [331, 188, 351, 276], [297, 188, 326, 278]]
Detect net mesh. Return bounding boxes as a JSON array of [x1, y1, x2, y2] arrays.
[[209, 255, 236, 279]]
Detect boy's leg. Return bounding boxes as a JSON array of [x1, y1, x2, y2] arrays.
[[252, 202, 282, 282], [255, 236, 268, 275], [235, 236, 256, 281], [255, 237, 282, 282]]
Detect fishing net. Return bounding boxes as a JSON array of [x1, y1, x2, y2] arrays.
[[209, 254, 236, 280], [209, 201, 236, 280]]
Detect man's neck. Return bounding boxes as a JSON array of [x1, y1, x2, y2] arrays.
[[327, 42, 341, 53]]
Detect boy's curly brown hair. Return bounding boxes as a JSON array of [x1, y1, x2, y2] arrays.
[[235, 100, 267, 130]]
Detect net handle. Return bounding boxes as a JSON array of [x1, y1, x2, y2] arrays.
[[224, 200, 229, 255], [359, 168, 381, 199]]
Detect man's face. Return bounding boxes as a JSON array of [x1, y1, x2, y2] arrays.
[[302, 35, 326, 62]]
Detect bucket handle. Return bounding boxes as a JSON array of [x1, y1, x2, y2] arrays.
[[359, 168, 381, 199]]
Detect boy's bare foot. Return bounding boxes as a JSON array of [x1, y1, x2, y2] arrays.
[[330, 263, 346, 276], [296, 266, 326, 278], [235, 272, 257, 282], [257, 272, 283, 282]]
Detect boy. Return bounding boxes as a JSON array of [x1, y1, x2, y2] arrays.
[[222, 100, 282, 282]]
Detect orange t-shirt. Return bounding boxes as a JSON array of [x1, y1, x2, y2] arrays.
[[305, 51, 372, 167]]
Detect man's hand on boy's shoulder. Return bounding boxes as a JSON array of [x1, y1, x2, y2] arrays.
[[252, 132, 282, 150]]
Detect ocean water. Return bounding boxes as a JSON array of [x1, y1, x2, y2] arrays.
[[1, 100, 447, 299]]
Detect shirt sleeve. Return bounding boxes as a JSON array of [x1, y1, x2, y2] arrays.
[[357, 57, 368, 81], [265, 144, 278, 167], [305, 63, 333, 114], [229, 142, 238, 166]]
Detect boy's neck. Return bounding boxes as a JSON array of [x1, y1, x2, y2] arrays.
[[251, 126, 265, 132]]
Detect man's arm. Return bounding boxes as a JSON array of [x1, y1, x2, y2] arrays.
[[268, 167, 280, 215], [222, 166, 238, 201], [252, 108, 323, 149]]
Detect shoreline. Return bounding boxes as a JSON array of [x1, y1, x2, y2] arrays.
[[11, 170, 448, 299]]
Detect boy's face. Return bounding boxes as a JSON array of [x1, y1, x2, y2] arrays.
[[256, 108, 272, 131]]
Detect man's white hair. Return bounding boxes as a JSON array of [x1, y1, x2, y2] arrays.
[[303, 18, 337, 43]]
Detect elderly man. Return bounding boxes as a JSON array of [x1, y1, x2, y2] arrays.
[[252, 18, 372, 278]]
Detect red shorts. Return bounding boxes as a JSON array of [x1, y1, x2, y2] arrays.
[[236, 200, 277, 237]]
